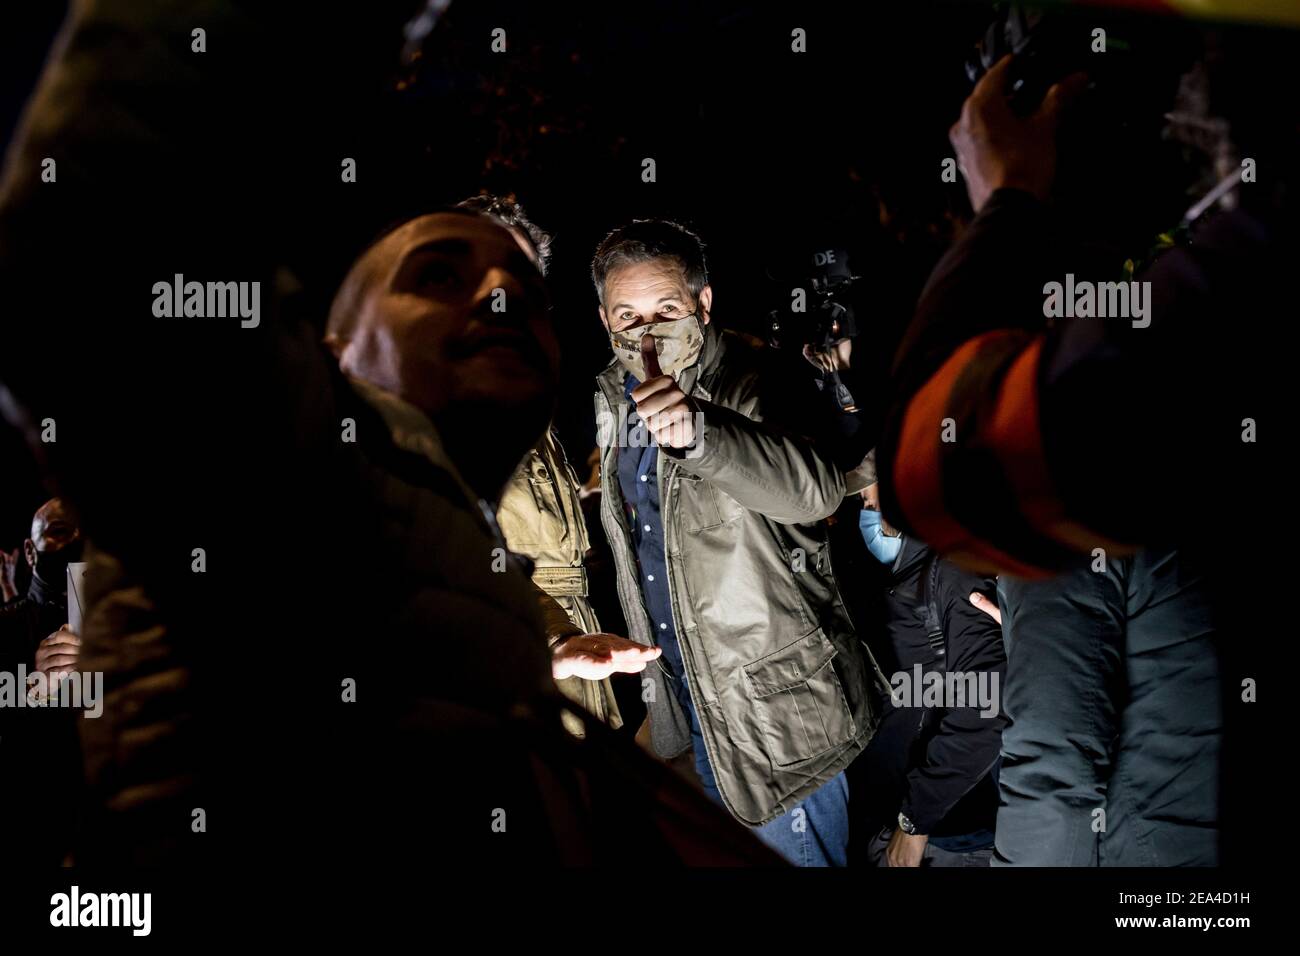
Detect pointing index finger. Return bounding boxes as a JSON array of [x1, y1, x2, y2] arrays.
[[640, 332, 662, 380]]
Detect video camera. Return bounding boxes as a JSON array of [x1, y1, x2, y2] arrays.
[[964, 3, 1173, 120], [766, 240, 862, 412], [767, 243, 860, 354], [964, 4, 1091, 115]]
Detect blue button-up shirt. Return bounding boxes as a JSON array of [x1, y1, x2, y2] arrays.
[[615, 375, 688, 700]]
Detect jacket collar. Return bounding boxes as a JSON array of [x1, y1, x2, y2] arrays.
[[347, 376, 493, 532], [27, 570, 65, 610], [891, 535, 932, 580]]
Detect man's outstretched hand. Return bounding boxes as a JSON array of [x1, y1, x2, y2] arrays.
[[950, 55, 1087, 213], [552, 633, 662, 681]]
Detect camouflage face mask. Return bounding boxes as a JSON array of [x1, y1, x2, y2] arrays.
[[610, 315, 704, 383]]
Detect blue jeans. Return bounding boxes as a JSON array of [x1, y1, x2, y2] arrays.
[[677, 681, 850, 867]]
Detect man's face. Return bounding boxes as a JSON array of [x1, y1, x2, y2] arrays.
[[24, 498, 81, 567], [333, 212, 560, 421], [598, 259, 711, 334]]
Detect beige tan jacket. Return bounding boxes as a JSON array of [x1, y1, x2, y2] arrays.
[[498, 429, 622, 735]]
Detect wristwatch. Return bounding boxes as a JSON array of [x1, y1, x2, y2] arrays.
[[897, 811, 919, 835]]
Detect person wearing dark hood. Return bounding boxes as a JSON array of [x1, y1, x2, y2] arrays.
[[854, 481, 1007, 867]]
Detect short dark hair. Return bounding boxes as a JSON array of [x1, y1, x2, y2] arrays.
[[456, 193, 553, 275], [590, 219, 708, 305]]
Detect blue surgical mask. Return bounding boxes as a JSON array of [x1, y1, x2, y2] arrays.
[[859, 508, 903, 565]]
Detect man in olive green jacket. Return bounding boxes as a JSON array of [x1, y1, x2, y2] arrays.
[[591, 219, 885, 865]]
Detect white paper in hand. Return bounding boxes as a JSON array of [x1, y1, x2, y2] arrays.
[[66, 562, 88, 635]]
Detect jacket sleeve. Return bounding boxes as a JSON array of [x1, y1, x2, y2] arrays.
[[899, 566, 1008, 834], [992, 571, 1125, 866], [671, 398, 845, 524], [876, 189, 1077, 578], [537, 585, 584, 648], [876, 186, 1276, 577]]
